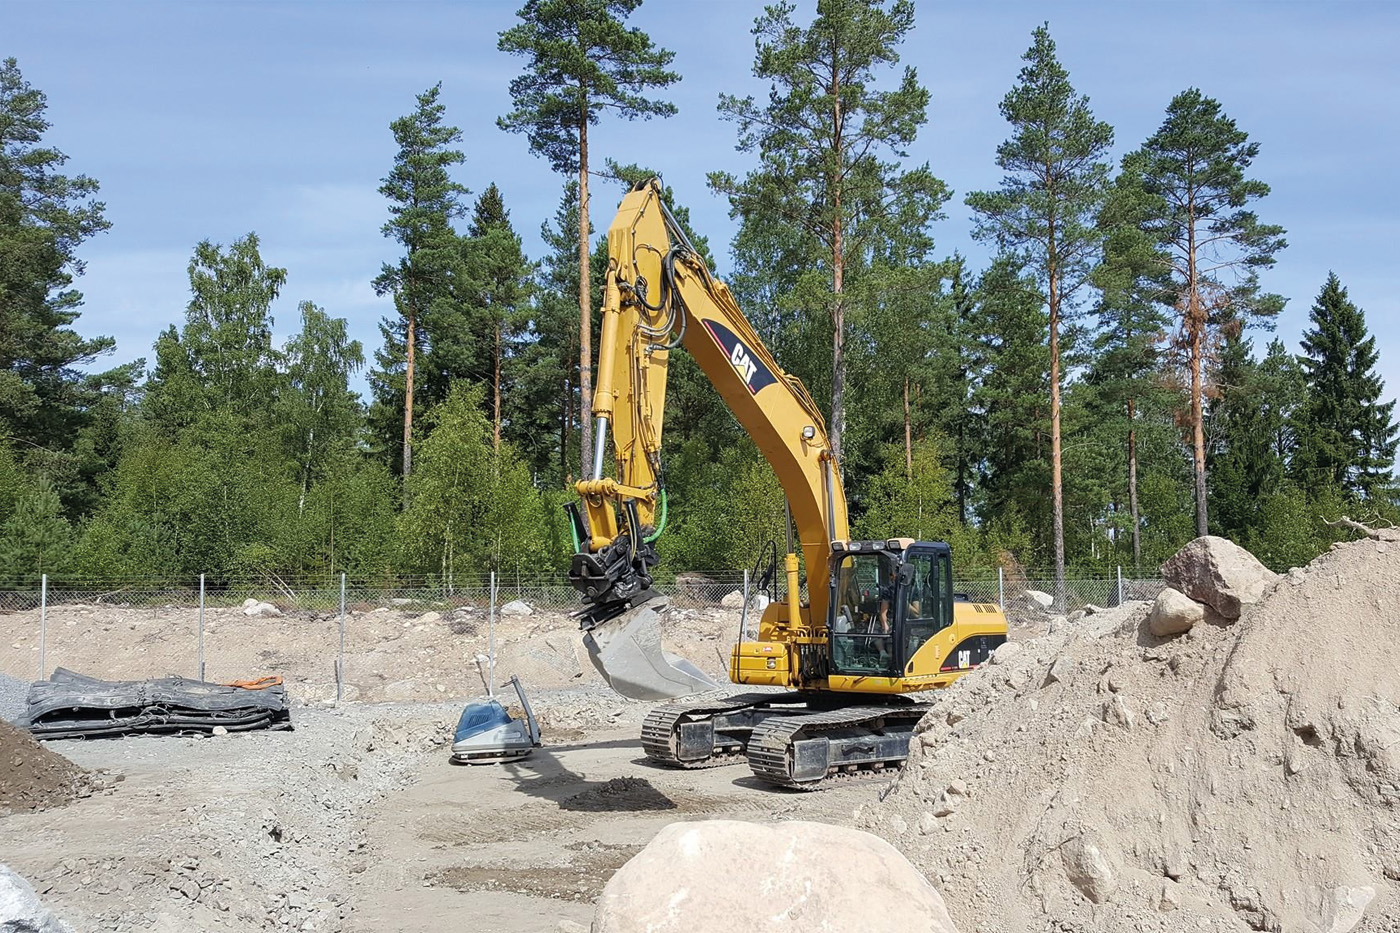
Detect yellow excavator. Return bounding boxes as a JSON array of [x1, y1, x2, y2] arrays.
[[565, 179, 1007, 789]]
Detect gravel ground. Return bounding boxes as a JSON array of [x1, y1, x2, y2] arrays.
[[0, 670, 29, 723]]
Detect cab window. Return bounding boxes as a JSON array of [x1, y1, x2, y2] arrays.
[[829, 553, 895, 675], [901, 552, 949, 662]]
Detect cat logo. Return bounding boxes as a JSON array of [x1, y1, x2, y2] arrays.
[[958, 650, 971, 669], [701, 319, 778, 395]]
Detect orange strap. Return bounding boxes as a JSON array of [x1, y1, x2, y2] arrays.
[[223, 676, 284, 690]]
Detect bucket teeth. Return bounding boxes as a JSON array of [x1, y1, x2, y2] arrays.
[[582, 596, 719, 700]]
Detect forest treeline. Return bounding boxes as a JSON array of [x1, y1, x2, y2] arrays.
[[2, 2, 1396, 586]]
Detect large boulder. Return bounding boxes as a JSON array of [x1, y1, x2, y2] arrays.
[[1161, 536, 1277, 620], [595, 820, 960, 933], [720, 590, 745, 610], [1147, 587, 1204, 637], [0, 864, 74, 932], [499, 600, 533, 616], [1025, 590, 1054, 610]]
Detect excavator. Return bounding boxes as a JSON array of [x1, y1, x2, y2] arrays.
[[565, 179, 1008, 789]]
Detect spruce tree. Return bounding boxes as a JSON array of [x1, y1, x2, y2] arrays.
[[966, 24, 1113, 604], [1121, 89, 1286, 536], [498, 0, 679, 478], [1294, 273, 1397, 498]]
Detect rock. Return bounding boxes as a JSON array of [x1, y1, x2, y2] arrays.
[[1326, 884, 1375, 933], [241, 598, 258, 610], [1147, 587, 1204, 637], [594, 820, 960, 933], [1105, 695, 1134, 730], [416, 611, 442, 625], [1161, 536, 1277, 620], [946, 780, 968, 797], [931, 792, 956, 817], [242, 601, 282, 618], [1044, 655, 1075, 687], [720, 590, 745, 610], [888, 815, 908, 836], [211, 726, 229, 737], [918, 812, 938, 835], [1158, 881, 1180, 912], [500, 600, 533, 616], [750, 592, 771, 613], [990, 642, 1022, 665], [1061, 835, 1117, 904], [1026, 590, 1054, 610], [1083, 604, 1103, 615], [0, 865, 75, 932]]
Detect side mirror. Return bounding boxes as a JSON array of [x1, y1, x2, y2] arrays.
[[897, 563, 916, 586]]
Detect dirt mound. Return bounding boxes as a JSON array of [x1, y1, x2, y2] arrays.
[[0, 720, 90, 814], [561, 777, 676, 812], [868, 533, 1400, 932]]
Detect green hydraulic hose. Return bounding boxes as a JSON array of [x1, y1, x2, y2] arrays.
[[644, 489, 668, 543]]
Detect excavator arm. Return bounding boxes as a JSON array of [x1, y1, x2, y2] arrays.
[[567, 179, 850, 697]]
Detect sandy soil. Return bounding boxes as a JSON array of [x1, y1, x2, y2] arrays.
[[1, 687, 885, 933]]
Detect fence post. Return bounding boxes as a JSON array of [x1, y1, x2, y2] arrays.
[[1117, 565, 1124, 607], [337, 572, 346, 705], [997, 567, 1004, 608], [488, 570, 497, 698], [38, 573, 47, 680], [198, 573, 206, 681], [739, 569, 750, 642]]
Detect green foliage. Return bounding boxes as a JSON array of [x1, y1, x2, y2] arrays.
[[399, 383, 563, 578], [855, 437, 956, 542], [658, 441, 785, 575], [1293, 273, 1397, 498], [0, 475, 71, 580]]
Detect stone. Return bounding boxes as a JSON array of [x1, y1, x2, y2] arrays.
[[918, 812, 938, 835], [720, 590, 745, 610], [416, 611, 442, 625], [0, 865, 75, 932], [1026, 590, 1054, 610], [990, 642, 1022, 665], [500, 600, 533, 616], [1083, 604, 1104, 615], [211, 726, 229, 737], [594, 820, 960, 933], [1061, 835, 1117, 904], [931, 792, 956, 817], [1148, 588, 1204, 637], [1161, 536, 1278, 620], [888, 815, 908, 836], [1044, 656, 1075, 687], [1326, 884, 1375, 933], [1158, 881, 1180, 912], [241, 598, 258, 610], [946, 780, 968, 797], [1105, 696, 1134, 730], [242, 601, 282, 618]]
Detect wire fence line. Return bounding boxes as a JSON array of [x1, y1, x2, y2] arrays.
[[0, 570, 1164, 697]]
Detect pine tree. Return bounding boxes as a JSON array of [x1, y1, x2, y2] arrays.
[[0, 476, 71, 581], [0, 58, 134, 482], [371, 84, 468, 484], [1122, 88, 1286, 537], [498, 0, 679, 478], [966, 24, 1113, 604], [1294, 273, 1397, 498], [709, 0, 947, 470]]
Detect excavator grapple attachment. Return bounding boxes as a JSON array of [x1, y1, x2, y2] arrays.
[[581, 596, 718, 700]]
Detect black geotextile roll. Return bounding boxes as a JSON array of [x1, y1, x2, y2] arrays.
[[24, 668, 292, 739]]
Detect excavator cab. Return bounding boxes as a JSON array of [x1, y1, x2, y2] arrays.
[[827, 541, 954, 678]]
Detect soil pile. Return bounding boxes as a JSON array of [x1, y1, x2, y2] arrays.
[[0, 720, 90, 814], [867, 533, 1400, 932]]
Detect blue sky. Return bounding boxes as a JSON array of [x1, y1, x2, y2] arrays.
[[10, 0, 1400, 404]]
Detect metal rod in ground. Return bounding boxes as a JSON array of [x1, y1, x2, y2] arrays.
[[39, 573, 47, 680], [198, 573, 206, 681], [337, 572, 346, 704], [997, 567, 1004, 608], [1117, 566, 1124, 606], [488, 570, 496, 698]]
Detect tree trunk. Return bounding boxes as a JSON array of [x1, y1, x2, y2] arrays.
[[561, 372, 572, 487], [1187, 197, 1208, 537], [402, 308, 416, 496], [904, 376, 913, 482], [1048, 269, 1065, 612], [493, 322, 502, 452], [578, 113, 593, 480], [828, 62, 845, 469], [1127, 397, 1141, 571]]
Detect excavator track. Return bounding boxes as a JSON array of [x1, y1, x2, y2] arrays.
[[745, 703, 931, 790], [641, 692, 808, 768]]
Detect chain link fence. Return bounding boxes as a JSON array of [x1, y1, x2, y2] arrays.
[[0, 569, 1163, 702]]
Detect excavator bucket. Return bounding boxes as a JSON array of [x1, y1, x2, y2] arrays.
[[582, 596, 718, 700]]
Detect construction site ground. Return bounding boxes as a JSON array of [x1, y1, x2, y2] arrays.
[[1, 689, 882, 933]]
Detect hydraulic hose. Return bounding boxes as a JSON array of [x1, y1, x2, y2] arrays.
[[644, 489, 668, 544]]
